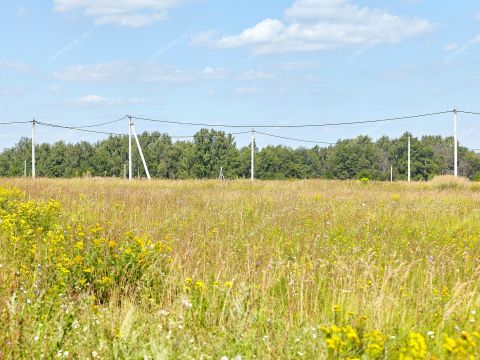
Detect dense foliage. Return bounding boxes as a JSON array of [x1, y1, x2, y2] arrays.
[[1, 130, 479, 180]]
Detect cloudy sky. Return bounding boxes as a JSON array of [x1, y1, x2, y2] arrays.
[[0, 1, 479, 149]]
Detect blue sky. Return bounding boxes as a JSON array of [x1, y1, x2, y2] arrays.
[[0, 0, 479, 150]]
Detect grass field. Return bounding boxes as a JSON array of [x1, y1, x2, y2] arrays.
[[1, 178, 480, 359]]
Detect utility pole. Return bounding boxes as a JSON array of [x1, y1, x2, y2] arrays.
[[390, 166, 393, 182], [251, 130, 255, 181], [128, 116, 133, 181], [131, 123, 151, 180], [32, 118, 36, 179], [24, 160, 27, 178], [408, 136, 411, 182], [454, 108, 458, 177]]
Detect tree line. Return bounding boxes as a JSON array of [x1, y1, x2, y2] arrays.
[[1, 129, 479, 181]]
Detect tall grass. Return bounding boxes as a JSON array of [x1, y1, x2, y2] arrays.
[[1, 178, 480, 359]]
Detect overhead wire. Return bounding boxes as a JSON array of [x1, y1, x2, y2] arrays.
[[36, 121, 125, 136], [36, 121, 252, 141], [169, 130, 252, 139], [458, 110, 480, 116], [74, 115, 127, 129], [5, 108, 480, 148], [0, 121, 32, 125], [0, 110, 468, 131], [130, 110, 454, 129], [254, 131, 335, 145]]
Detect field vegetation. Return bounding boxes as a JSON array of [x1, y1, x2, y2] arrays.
[[1, 178, 480, 359]]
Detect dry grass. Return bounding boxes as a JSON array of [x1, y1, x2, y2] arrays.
[[428, 175, 470, 189], [1, 178, 480, 359]]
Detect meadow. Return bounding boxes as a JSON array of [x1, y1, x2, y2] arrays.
[[1, 177, 480, 359]]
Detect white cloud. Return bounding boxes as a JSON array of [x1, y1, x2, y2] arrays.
[[75, 94, 146, 106], [190, 30, 216, 47], [443, 35, 480, 65], [53, 0, 187, 27], [200, 67, 274, 81], [0, 61, 31, 72], [443, 43, 458, 52], [207, 0, 432, 54], [305, 74, 322, 82], [218, 19, 286, 49], [49, 85, 65, 94], [55, 61, 277, 85], [202, 67, 229, 79], [53, 61, 192, 83], [265, 61, 322, 71], [238, 70, 275, 80], [235, 87, 260, 95], [380, 66, 415, 81], [0, 87, 24, 96]]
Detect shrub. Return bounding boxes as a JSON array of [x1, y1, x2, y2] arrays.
[[429, 175, 469, 190]]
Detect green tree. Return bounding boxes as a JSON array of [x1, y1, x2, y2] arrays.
[[191, 129, 240, 179]]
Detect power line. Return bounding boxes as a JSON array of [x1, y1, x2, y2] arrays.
[[131, 110, 453, 129], [0, 110, 472, 130], [169, 130, 252, 139], [255, 131, 335, 145], [37, 121, 125, 136], [37, 121, 252, 139], [74, 115, 127, 129], [458, 110, 480, 116], [0, 121, 32, 125], [0, 116, 127, 128], [5, 108, 479, 148]]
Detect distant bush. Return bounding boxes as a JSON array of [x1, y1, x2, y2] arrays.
[[359, 177, 369, 184], [429, 175, 469, 190]]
